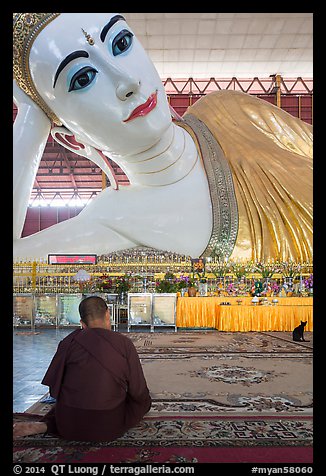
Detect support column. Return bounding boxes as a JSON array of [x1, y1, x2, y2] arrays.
[[276, 74, 282, 108]]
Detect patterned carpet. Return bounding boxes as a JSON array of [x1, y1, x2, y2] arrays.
[[129, 330, 313, 354], [135, 331, 313, 416], [13, 331, 313, 463]]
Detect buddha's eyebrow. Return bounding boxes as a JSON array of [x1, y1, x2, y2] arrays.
[[100, 15, 126, 43], [53, 50, 89, 88]]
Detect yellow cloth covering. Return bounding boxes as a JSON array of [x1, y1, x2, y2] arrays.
[[184, 90, 313, 262], [176, 297, 313, 331]]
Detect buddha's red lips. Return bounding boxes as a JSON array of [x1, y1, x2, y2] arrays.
[[123, 91, 157, 122]]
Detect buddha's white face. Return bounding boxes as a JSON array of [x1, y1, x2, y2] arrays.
[[29, 13, 172, 156]]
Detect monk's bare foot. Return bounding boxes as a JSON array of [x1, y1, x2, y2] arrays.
[[13, 421, 47, 438]]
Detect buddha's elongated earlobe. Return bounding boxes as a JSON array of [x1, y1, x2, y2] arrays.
[[51, 127, 120, 190]]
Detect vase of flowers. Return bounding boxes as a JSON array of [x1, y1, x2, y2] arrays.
[[304, 274, 313, 295], [115, 275, 131, 304], [176, 275, 190, 296], [211, 260, 231, 294]]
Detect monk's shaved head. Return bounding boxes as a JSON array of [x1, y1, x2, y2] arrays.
[[79, 296, 108, 326]]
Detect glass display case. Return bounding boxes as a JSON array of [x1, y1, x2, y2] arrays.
[[127, 293, 177, 332], [77, 293, 117, 330], [127, 293, 152, 332], [34, 295, 58, 327], [152, 293, 177, 331], [106, 303, 116, 331], [105, 293, 119, 304], [105, 294, 118, 330], [57, 294, 83, 327], [13, 294, 34, 328], [13, 292, 177, 332]]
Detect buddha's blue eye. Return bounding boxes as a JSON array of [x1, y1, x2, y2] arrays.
[[68, 67, 98, 92], [112, 29, 133, 56]]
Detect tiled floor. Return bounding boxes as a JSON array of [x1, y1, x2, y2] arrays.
[[13, 328, 73, 412], [13, 323, 148, 412]]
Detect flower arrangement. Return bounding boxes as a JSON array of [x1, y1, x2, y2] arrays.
[[79, 281, 96, 294], [304, 274, 313, 290], [210, 260, 231, 278], [230, 261, 253, 280], [115, 274, 131, 295], [254, 261, 280, 278], [195, 272, 207, 284], [175, 275, 190, 290], [95, 274, 114, 293], [155, 272, 178, 293], [279, 260, 301, 278], [187, 275, 198, 288]]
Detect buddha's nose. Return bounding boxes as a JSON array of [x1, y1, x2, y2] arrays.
[[116, 79, 140, 101]]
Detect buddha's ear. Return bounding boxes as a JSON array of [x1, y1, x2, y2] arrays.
[[51, 127, 119, 190], [51, 126, 88, 153]]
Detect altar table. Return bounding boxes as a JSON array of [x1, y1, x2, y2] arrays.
[[176, 296, 313, 331]]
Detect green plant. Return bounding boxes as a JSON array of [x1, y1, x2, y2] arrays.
[[155, 272, 178, 293], [95, 275, 113, 292], [231, 261, 253, 280], [115, 275, 131, 295], [279, 260, 301, 279], [187, 273, 198, 288], [175, 275, 190, 290], [164, 271, 175, 280], [254, 261, 280, 278], [196, 272, 207, 284]]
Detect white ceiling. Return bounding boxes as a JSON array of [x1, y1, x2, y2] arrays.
[[122, 13, 313, 78]]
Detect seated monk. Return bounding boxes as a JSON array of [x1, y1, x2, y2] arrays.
[[13, 296, 151, 441], [13, 13, 312, 263]]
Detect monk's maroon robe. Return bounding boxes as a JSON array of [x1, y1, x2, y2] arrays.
[[41, 328, 151, 441]]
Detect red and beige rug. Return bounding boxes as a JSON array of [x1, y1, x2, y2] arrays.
[[13, 331, 313, 463]]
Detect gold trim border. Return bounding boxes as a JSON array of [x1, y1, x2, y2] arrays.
[[13, 13, 62, 125]]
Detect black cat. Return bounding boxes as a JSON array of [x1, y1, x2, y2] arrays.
[[292, 321, 310, 342]]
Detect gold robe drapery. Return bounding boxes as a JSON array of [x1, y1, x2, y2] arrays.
[[184, 90, 313, 262]]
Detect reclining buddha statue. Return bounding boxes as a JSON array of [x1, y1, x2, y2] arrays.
[[13, 13, 313, 262]]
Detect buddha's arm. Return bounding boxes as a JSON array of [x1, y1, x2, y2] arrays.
[[13, 211, 138, 260], [13, 81, 51, 239]]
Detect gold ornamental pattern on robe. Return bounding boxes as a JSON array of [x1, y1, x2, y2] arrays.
[[183, 90, 313, 263]]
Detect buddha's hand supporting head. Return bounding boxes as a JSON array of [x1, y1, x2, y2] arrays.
[[13, 13, 172, 157]]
